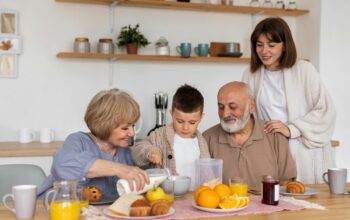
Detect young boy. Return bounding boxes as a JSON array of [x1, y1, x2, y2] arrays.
[[131, 84, 210, 190]]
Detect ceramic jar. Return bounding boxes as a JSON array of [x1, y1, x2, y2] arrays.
[[97, 38, 114, 54], [74, 37, 90, 53]]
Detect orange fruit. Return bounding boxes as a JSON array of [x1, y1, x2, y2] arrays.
[[196, 189, 220, 209], [219, 197, 240, 209], [237, 196, 250, 208], [194, 185, 210, 202], [214, 184, 231, 200]]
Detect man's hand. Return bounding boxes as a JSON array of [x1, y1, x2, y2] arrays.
[[264, 120, 291, 138]]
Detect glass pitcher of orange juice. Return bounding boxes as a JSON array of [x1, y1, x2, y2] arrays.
[[229, 177, 248, 197], [44, 180, 80, 220]]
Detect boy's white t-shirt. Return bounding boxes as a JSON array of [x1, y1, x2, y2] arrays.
[[173, 133, 200, 191]]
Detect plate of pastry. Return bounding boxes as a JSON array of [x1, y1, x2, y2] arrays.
[[103, 207, 175, 219], [191, 201, 248, 213], [280, 181, 319, 197], [103, 194, 174, 219]]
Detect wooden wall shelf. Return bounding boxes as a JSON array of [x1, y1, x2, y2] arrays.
[[0, 141, 63, 157], [57, 52, 251, 63], [56, 0, 309, 16]]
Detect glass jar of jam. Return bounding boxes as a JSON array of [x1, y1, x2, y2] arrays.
[[261, 175, 279, 205]]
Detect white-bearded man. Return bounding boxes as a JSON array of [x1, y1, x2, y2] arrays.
[[203, 81, 297, 188]]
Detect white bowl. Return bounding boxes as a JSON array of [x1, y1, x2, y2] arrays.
[[161, 175, 191, 197]]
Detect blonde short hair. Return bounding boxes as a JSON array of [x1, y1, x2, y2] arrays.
[[84, 88, 140, 140]]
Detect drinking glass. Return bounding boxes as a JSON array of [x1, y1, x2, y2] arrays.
[[77, 180, 89, 209], [250, 0, 260, 7], [287, 1, 297, 10], [275, 0, 284, 9], [162, 176, 175, 203], [262, 0, 273, 8], [229, 177, 248, 197]]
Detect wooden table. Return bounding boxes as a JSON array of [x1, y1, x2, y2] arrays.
[[1, 184, 349, 219]]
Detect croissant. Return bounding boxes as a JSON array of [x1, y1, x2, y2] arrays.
[[286, 181, 305, 194], [150, 199, 171, 216], [130, 199, 151, 217]]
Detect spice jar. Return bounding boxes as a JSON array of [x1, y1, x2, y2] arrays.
[[97, 38, 114, 54], [261, 175, 279, 206], [74, 37, 90, 53], [155, 37, 170, 56]]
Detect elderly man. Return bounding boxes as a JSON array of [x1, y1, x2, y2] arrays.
[[203, 81, 296, 188]]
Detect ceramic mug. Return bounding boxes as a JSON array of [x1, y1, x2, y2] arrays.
[[323, 168, 347, 194], [194, 43, 209, 57], [40, 128, 55, 143], [19, 128, 36, 143], [2, 185, 37, 219], [176, 43, 192, 58]]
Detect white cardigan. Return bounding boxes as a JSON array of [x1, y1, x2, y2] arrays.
[[242, 60, 336, 183]]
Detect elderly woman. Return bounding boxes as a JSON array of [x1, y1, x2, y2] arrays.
[[37, 88, 149, 198]]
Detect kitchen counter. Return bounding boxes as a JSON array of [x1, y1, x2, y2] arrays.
[[0, 141, 63, 157]]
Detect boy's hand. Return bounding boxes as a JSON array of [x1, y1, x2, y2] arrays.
[[148, 150, 163, 166]]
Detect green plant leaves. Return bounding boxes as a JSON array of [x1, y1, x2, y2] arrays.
[[117, 24, 150, 47]]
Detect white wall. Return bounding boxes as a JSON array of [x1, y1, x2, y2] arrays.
[[319, 0, 350, 170], [0, 0, 299, 141]]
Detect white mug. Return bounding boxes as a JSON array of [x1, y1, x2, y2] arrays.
[[2, 185, 37, 219], [19, 128, 36, 143], [40, 128, 55, 143]]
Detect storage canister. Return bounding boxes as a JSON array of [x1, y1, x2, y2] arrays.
[[155, 37, 170, 56], [74, 37, 90, 53], [98, 38, 114, 54]]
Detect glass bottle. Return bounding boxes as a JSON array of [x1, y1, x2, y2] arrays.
[[261, 175, 279, 206], [262, 0, 273, 8], [250, 0, 260, 7], [275, 0, 284, 9], [287, 0, 297, 10]]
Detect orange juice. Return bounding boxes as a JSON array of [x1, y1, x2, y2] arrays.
[[80, 200, 89, 209], [230, 183, 248, 196], [165, 193, 174, 203], [50, 200, 80, 220]]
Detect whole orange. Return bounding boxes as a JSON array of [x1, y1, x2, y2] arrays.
[[194, 185, 210, 202], [196, 189, 220, 209], [214, 184, 231, 199]]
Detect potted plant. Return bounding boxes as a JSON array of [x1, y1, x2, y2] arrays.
[[117, 24, 150, 54]]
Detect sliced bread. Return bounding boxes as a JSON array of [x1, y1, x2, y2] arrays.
[[108, 194, 144, 216]]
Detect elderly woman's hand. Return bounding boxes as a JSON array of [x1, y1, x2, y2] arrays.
[[117, 164, 150, 192]]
